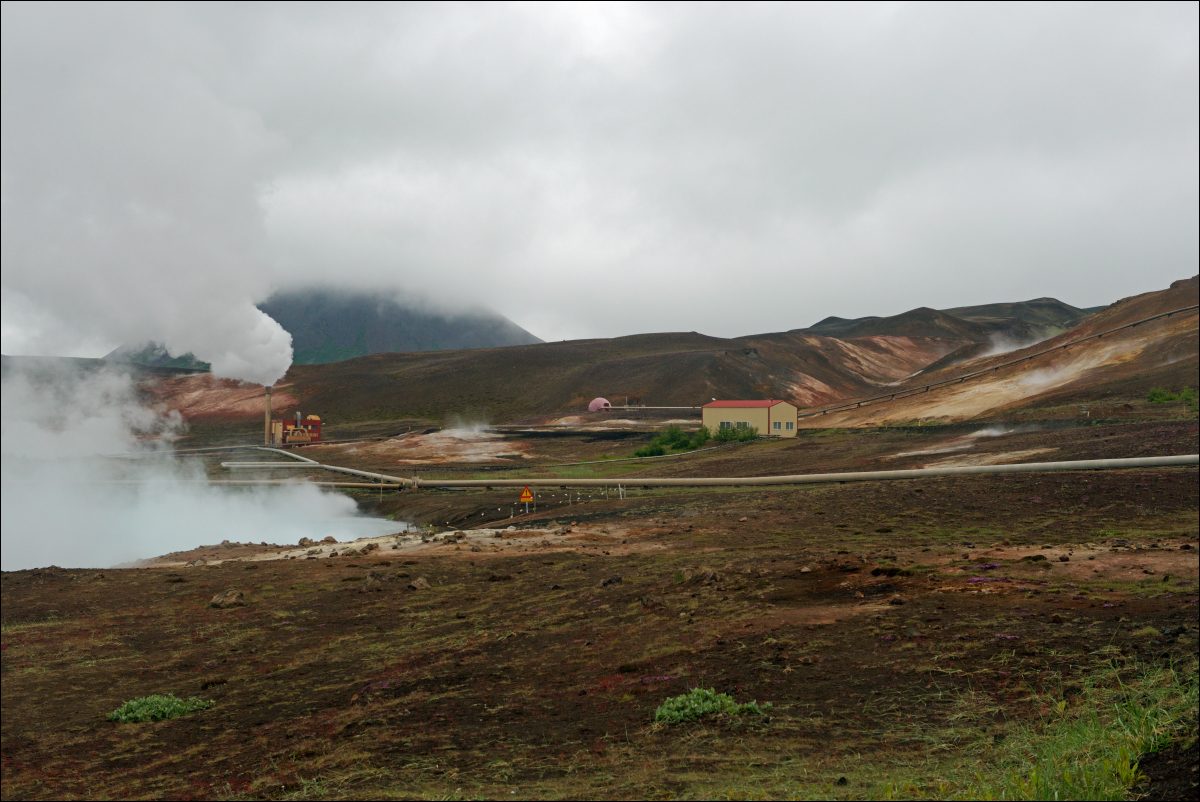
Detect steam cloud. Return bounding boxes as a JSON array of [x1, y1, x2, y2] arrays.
[[0, 363, 398, 571], [1, 5, 292, 385]]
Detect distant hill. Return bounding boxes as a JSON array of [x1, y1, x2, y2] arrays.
[[804, 307, 996, 341], [104, 290, 543, 370], [103, 342, 212, 371], [259, 290, 542, 365], [803, 297, 1104, 343]]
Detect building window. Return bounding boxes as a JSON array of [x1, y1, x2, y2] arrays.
[[719, 421, 733, 430]]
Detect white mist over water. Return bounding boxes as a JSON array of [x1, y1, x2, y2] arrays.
[[1, 364, 400, 571]]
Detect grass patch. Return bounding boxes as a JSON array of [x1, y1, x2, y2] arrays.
[[653, 687, 772, 724], [107, 694, 215, 723], [957, 662, 1198, 801]]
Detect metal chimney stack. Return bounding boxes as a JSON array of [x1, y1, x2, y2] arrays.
[[264, 387, 273, 445]]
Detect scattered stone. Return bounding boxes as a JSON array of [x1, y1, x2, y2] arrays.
[[601, 575, 622, 588], [210, 588, 246, 609], [407, 577, 431, 591], [888, 594, 905, 606]]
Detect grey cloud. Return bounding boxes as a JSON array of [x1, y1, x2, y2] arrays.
[[3, 3, 1196, 361]]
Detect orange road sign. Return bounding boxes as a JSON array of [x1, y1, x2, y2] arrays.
[[519, 487, 533, 503]]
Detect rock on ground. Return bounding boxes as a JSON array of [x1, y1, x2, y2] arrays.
[[210, 588, 246, 609]]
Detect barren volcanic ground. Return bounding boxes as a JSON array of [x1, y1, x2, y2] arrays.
[[3, 415, 1197, 800]]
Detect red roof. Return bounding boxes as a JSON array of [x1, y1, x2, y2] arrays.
[[703, 399, 787, 408]]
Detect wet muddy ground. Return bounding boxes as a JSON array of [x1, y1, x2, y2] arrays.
[[2, 451, 1197, 799]]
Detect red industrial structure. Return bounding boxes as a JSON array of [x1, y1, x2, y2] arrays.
[[269, 412, 323, 445]]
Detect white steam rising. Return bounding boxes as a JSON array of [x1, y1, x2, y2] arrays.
[[1, 364, 394, 571], [1, 5, 292, 385]]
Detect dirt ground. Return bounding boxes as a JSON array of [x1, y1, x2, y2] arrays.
[[3, 442, 1197, 799]]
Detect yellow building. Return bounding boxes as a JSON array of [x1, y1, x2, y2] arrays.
[[701, 399, 798, 437]]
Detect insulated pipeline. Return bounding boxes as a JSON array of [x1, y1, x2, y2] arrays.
[[408, 454, 1198, 489]]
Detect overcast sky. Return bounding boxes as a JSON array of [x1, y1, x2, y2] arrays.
[[2, 2, 1196, 384]]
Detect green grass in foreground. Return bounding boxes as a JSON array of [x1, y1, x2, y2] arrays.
[[937, 661, 1196, 801]]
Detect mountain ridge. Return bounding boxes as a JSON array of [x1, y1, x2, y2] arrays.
[[104, 289, 544, 369]]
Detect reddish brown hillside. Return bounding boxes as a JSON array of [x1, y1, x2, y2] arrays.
[[143, 329, 958, 430], [801, 276, 1198, 426]]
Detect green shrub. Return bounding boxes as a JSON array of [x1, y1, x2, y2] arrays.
[[653, 687, 772, 724], [1181, 386, 1199, 413], [633, 442, 666, 458], [107, 694, 214, 723], [658, 424, 688, 447], [634, 424, 713, 456], [1147, 387, 1179, 403], [714, 424, 759, 442]]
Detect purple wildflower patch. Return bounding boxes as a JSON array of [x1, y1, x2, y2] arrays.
[[624, 675, 681, 686]]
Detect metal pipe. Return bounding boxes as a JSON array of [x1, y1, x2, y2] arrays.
[[409, 454, 1197, 488], [254, 447, 318, 463], [264, 387, 272, 445]]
